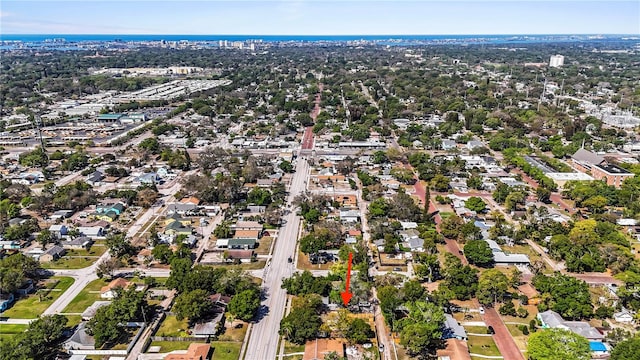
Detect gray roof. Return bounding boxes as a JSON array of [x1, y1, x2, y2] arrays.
[[538, 310, 565, 328], [493, 252, 530, 264], [572, 148, 604, 165], [45, 245, 65, 256], [565, 321, 604, 340], [64, 322, 95, 349], [81, 301, 111, 319], [192, 312, 224, 335], [443, 314, 467, 340], [407, 237, 424, 250]]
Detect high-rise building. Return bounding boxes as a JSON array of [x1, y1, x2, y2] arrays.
[[549, 55, 565, 68]]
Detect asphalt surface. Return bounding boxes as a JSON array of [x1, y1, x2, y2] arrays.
[[243, 159, 309, 360]]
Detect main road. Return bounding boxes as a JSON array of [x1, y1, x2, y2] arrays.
[[243, 158, 309, 360]]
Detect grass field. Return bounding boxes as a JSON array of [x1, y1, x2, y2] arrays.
[[0, 324, 28, 336], [284, 340, 305, 354], [149, 341, 194, 352], [41, 256, 99, 269], [65, 246, 107, 257], [467, 334, 501, 357], [465, 326, 490, 334], [155, 315, 189, 337], [218, 322, 248, 342], [211, 341, 241, 360], [220, 260, 266, 270], [255, 237, 274, 255], [2, 277, 74, 319], [63, 278, 110, 313]]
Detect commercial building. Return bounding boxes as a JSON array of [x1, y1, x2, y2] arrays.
[[549, 54, 565, 67]]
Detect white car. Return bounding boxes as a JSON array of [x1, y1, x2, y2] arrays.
[[479, 306, 485, 315]]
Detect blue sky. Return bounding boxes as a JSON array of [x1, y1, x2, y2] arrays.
[[1, 1, 638, 35]]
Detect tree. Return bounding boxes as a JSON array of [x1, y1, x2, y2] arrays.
[[582, 195, 608, 213], [105, 232, 135, 258], [152, 244, 173, 264], [443, 258, 479, 300], [228, 289, 261, 321], [96, 258, 121, 279], [88, 287, 149, 348], [136, 188, 158, 208], [527, 329, 590, 360], [279, 160, 293, 173], [610, 336, 640, 360], [398, 301, 445, 357], [466, 175, 483, 190], [281, 271, 331, 296], [465, 197, 487, 212], [463, 240, 494, 267], [173, 289, 214, 322], [477, 269, 509, 305], [279, 306, 322, 344], [346, 318, 375, 344], [430, 174, 450, 192], [402, 280, 426, 302], [0, 314, 68, 360], [440, 215, 463, 239], [36, 229, 55, 250]]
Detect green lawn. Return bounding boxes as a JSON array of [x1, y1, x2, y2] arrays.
[[284, 340, 306, 354], [464, 326, 490, 334], [149, 341, 194, 352], [220, 260, 266, 270], [3, 277, 74, 319], [65, 247, 107, 257], [211, 341, 241, 360], [155, 315, 189, 337], [467, 334, 501, 357], [41, 256, 99, 269], [0, 324, 28, 336], [63, 278, 110, 313]]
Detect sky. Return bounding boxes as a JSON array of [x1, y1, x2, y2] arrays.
[[1, 0, 639, 35]]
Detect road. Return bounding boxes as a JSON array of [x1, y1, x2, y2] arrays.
[[482, 307, 525, 360], [45, 251, 109, 315], [243, 159, 309, 360]]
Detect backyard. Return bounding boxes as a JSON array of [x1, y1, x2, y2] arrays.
[[2, 277, 74, 319]]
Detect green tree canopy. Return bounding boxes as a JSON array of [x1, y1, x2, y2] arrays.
[[228, 289, 261, 321], [527, 329, 590, 360]]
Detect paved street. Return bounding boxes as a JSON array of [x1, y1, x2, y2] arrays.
[[243, 159, 309, 360]]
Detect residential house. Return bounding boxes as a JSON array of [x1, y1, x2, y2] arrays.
[[228, 238, 257, 250], [166, 203, 198, 216], [164, 343, 211, 360], [164, 221, 193, 237], [441, 139, 457, 151], [226, 250, 254, 263], [443, 314, 468, 341], [537, 310, 604, 341], [50, 209, 74, 221], [16, 280, 34, 296], [64, 322, 95, 350], [136, 172, 159, 185], [191, 312, 224, 338], [85, 171, 104, 186], [62, 237, 93, 250], [407, 237, 424, 252], [485, 239, 530, 267], [339, 209, 360, 223], [180, 197, 201, 206], [466, 140, 485, 151], [100, 278, 133, 299], [208, 294, 231, 308], [234, 229, 261, 241], [77, 226, 105, 238], [232, 221, 263, 232], [93, 202, 125, 223], [49, 224, 68, 239], [164, 213, 193, 226], [613, 309, 634, 323], [39, 245, 66, 263], [302, 339, 346, 360], [81, 301, 111, 321], [0, 240, 21, 250]]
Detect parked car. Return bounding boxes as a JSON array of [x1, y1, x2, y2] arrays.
[[487, 326, 495, 335], [479, 306, 485, 315]]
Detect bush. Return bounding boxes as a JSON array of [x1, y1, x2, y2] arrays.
[[519, 325, 529, 335], [529, 319, 537, 332], [516, 307, 529, 318]]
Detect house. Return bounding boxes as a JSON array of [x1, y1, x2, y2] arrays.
[[85, 171, 104, 186], [62, 237, 93, 250], [16, 280, 35, 296], [215, 239, 230, 248], [81, 301, 111, 321], [0, 293, 15, 312], [443, 314, 468, 341], [191, 312, 224, 338], [226, 250, 254, 263], [96, 202, 125, 216], [466, 140, 485, 151], [228, 238, 257, 250], [208, 293, 231, 308], [339, 209, 360, 223], [613, 309, 634, 323], [166, 203, 198, 216], [77, 226, 105, 238], [537, 310, 604, 341], [485, 240, 530, 267], [180, 196, 201, 205], [232, 221, 263, 232], [303, 339, 346, 360], [0, 240, 21, 250], [407, 237, 424, 252], [400, 222, 418, 230], [39, 245, 66, 263], [100, 278, 133, 299], [64, 322, 95, 350], [164, 343, 211, 360], [442, 139, 457, 151], [50, 209, 74, 221], [233, 229, 261, 241], [49, 224, 68, 239], [165, 213, 192, 227], [137, 172, 159, 185], [164, 221, 193, 236]]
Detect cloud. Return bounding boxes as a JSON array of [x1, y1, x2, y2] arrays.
[[0, 11, 13, 18]]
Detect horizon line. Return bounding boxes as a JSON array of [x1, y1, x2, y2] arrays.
[[1, 33, 637, 36]]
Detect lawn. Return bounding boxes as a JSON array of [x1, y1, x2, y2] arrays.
[[467, 334, 501, 357], [220, 260, 266, 270], [41, 256, 99, 269], [465, 326, 490, 335], [211, 341, 241, 360], [155, 315, 189, 337], [65, 246, 107, 257], [284, 340, 306, 354], [0, 324, 28, 336], [218, 322, 248, 342], [149, 341, 194, 352], [63, 278, 110, 313], [2, 277, 74, 319], [297, 251, 333, 271], [255, 237, 274, 255], [505, 324, 530, 351]]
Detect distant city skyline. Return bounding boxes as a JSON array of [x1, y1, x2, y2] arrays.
[[1, 1, 639, 36]]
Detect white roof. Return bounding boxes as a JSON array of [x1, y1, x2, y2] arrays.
[[547, 172, 594, 181], [494, 252, 530, 264]]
